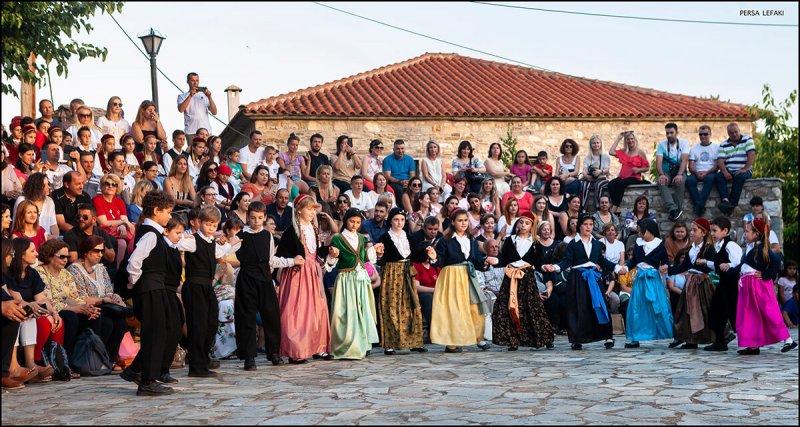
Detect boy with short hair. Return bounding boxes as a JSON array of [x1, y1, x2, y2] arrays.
[[703, 217, 742, 351], [531, 151, 553, 192], [234, 201, 294, 370], [123, 190, 181, 396], [181, 205, 234, 377], [259, 146, 281, 187]]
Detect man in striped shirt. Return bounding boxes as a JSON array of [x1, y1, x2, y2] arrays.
[[714, 123, 756, 215]]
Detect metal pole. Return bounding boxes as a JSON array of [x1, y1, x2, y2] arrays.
[[150, 54, 159, 111]]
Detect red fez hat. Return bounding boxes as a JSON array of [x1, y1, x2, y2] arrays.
[[752, 219, 768, 236], [693, 217, 711, 232]]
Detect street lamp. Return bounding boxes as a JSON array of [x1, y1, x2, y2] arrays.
[[138, 28, 166, 111]]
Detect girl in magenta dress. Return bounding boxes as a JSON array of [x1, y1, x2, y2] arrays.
[[274, 194, 334, 363], [735, 219, 797, 355]]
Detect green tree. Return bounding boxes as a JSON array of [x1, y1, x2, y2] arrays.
[[749, 84, 798, 261], [499, 125, 517, 168], [1, 1, 124, 97]]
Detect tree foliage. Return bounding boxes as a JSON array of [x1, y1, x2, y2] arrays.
[[1, 1, 124, 97], [749, 84, 798, 261], [499, 125, 517, 169]]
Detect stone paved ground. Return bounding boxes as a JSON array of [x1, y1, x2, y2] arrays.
[[2, 336, 798, 425]]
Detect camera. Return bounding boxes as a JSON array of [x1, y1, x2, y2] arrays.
[[196, 86, 207, 92]]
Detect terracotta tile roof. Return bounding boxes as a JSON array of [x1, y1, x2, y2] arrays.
[[243, 53, 751, 119]]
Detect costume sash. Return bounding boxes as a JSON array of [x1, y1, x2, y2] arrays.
[[577, 267, 609, 325], [639, 268, 666, 316], [504, 265, 527, 334], [684, 272, 707, 333], [455, 262, 491, 316]]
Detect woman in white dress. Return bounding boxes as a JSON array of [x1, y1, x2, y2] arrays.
[[420, 141, 451, 201], [484, 142, 511, 196]]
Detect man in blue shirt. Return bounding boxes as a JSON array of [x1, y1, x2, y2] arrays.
[[382, 139, 416, 196], [360, 200, 389, 244], [266, 189, 293, 238]]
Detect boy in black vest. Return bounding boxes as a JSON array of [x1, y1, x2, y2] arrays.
[[122, 190, 182, 396], [235, 201, 291, 370], [704, 217, 742, 352], [182, 205, 233, 377]]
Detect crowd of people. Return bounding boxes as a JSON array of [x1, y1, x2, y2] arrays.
[[1, 74, 797, 396]]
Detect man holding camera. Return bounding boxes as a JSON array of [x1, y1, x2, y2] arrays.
[[177, 72, 217, 141], [656, 123, 689, 221]]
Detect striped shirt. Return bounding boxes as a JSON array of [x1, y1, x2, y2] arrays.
[[718, 135, 755, 173]]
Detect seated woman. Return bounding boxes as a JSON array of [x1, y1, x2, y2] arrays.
[[12, 200, 48, 249], [93, 174, 135, 268], [407, 191, 434, 234], [623, 195, 657, 251], [501, 176, 534, 215], [556, 139, 582, 196], [4, 238, 59, 383], [241, 165, 277, 207], [35, 239, 105, 378], [370, 172, 396, 210], [484, 143, 511, 196], [420, 140, 451, 201], [360, 139, 384, 191], [212, 218, 243, 360], [452, 140, 486, 194], [479, 177, 501, 218], [328, 135, 358, 194], [66, 235, 128, 366], [13, 172, 58, 238], [311, 165, 340, 213]]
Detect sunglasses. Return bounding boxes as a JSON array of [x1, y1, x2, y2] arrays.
[[103, 181, 118, 187], [112, 102, 123, 107], [55, 254, 70, 260], [79, 214, 91, 221], [337, 200, 349, 204], [78, 114, 92, 118], [698, 133, 709, 136], [410, 183, 421, 187], [207, 168, 217, 173], [374, 146, 384, 150], [90, 248, 104, 254]]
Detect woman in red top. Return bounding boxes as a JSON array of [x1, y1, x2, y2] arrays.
[[607, 131, 650, 215], [11, 200, 47, 249], [500, 175, 534, 214], [92, 174, 134, 268], [413, 258, 441, 342]]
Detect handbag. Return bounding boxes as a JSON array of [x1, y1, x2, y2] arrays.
[[611, 313, 626, 335], [464, 170, 489, 185], [99, 302, 134, 319]]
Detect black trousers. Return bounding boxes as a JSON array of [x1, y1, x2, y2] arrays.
[[2, 316, 20, 376], [709, 276, 738, 344], [543, 283, 568, 330], [608, 177, 646, 207], [130, 289, 182, 381], [182, 281, 218, 370], [234, 271, 281, 360], [59, 310, 127, 363]]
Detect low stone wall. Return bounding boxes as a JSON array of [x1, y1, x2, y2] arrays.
[[618, 178, 784, 245]]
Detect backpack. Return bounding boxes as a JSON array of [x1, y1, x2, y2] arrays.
[[70, 329, 113, 376], [41, 339, 71, 382]]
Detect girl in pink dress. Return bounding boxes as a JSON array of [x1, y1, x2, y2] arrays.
[[274, 194, 334, 363]]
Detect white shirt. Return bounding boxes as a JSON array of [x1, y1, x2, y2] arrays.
[[325, 229, 377, 271], [388, 229, 411, 259], [179, 230, 235, 259], [554, 235, 623, 274], [68, 126, 102, 150], [740, 243, 757, 275], [44, 164, 73, 190], [687, 241, 704, 274], [241, 226, 295, 270], [512, 234, 534, 258], [497, 216, 518, 239], [600, 238, 625, 265], [689, 142, 719, 173], [635, 237, 662, 270], [300, 223, 317, 254], [95, 117, 131, 149], [177, 91, 212, 134], [127, 218, 164, 285], [454, 233, 472, 260], [13, 196, 57, 236], [239, 145, 265, 178], [345, 190, 375, 212]]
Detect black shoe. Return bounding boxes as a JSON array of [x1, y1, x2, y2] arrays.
[[571, 343, 583, 351], [624, 342, 640, 348], [668, 339, 683, 349], [725, 332, 736, 344], [312, 352, 334, 360], [120, 368, 142, 386], [737, 348, 760, 355], [703, 342, 728, 352], [477, 341, 491, 350], [137, 381, 175, 396], [669, 209, 679, 221], [156, 374, 178, 384], [680, 343, 698, 349], [268, 354, 284, 366], [288, 358, 307, 364], [187, 369, 218, 377], [364, 350, 370, 358], [383, 349, 397, 356], [546, 343, 554, 350], [208, 359, 220, 369], [781, 341, 798, 353], [244, 358, 256, 371], [508, 346, 518, 351], [605, 339, 615, 349], [410, 347, 428, 353], [444, 346, 463, 353]]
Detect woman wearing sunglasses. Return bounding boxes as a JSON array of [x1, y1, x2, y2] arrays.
[[93, 174, 134, 268]]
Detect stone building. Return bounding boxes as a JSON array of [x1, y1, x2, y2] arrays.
[[221, 52, 754, 177]]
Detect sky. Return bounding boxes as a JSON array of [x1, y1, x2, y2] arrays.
[[2, 2, 798, 137]]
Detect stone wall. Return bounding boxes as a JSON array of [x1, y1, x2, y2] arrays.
[[619, 178, 784, 245], [227, 117, 753, 178]]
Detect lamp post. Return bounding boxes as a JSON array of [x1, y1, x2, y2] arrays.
[[138, 28, 166, 111]]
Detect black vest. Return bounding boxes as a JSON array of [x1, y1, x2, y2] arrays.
[[164, 245, 183, 291], [134, 224, 167, 293], [236, 229, 273, 282], [714, 237, 738, 281], [184, 233, 216, 285]]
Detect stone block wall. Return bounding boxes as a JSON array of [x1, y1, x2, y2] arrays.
[[235, 117, 752, 178], [619, 178, 783, 245]]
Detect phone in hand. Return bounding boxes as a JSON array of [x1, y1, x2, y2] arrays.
[[196, 86, 207, 92]]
